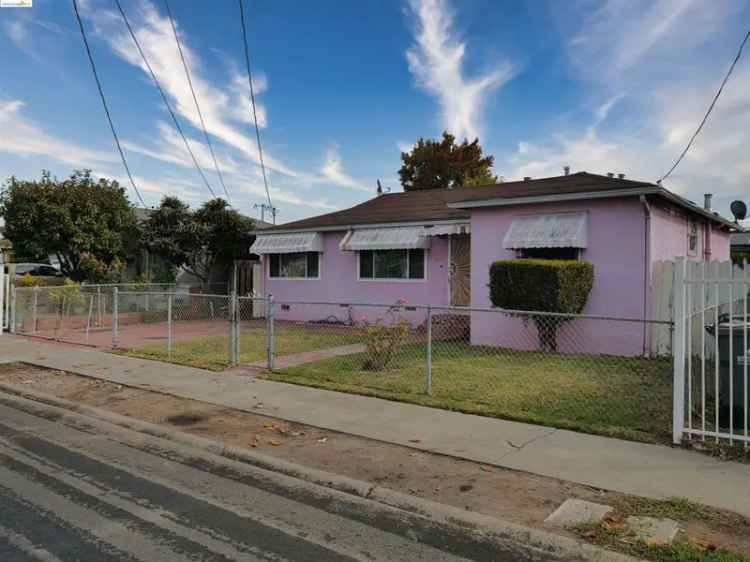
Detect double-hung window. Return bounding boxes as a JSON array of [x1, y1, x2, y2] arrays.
[[359, 249, 425, 280], [269, 252, 320, 279]]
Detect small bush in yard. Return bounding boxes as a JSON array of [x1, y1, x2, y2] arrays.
[[17, 273, 42, 288], [489, 259, 594, 351], [362, 300, 410, 371]]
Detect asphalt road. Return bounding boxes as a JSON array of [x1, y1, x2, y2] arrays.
[[0, 395, 551, 562]]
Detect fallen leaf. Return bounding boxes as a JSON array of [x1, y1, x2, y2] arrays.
[[269, 440, 282, 447], [263, 422, 275, 429]]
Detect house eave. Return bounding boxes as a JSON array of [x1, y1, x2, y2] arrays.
[[447, 187, 662, 209], [448, 187, 739, 231], [251, 218, 470, 236]]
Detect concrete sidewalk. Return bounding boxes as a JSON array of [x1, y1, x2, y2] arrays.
[[2, 335, 749, 518]]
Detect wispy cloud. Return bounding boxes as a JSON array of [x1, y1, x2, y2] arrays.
[[2, 17, 62, 62], [0, 99, 116, 169], [318, 146, 371, 192], [81, 0, 297, 178], [405, 0, 513, 141], [511, 0, 750, 213]]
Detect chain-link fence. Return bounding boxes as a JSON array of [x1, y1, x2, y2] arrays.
[[8, 287, 674, 441], [267, 301, 673, 442]]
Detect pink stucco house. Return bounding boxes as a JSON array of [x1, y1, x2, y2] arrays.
[[250, 172, 737, 356]]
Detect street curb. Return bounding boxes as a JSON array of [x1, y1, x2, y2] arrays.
[[0, 381, 642, 562]]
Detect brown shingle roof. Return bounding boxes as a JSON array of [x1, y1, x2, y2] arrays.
[[265, 188, 470, 232], [264, 172, 737, 232], [449, 171, 654, 203]]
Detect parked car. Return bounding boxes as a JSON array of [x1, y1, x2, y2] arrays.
[[4, 263, 64, 279]]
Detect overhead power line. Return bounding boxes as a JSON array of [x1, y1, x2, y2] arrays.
[[658, 30, 750, 184], [71, 0, 146, 207], [113, 0, 217, 199], [163, 0, 231, 204], [238, 0, 273, 211]]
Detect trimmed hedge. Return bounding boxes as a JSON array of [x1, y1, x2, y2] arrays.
[[489, 259, 594, 313], [489, 259, 594, 351]]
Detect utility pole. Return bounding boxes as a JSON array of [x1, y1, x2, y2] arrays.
[[254, 203, 279, 224]]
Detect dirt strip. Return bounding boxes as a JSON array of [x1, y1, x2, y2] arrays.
[[1, 362, 748, 559]]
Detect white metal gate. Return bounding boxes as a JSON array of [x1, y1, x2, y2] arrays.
[[673, 257, 750, 445]]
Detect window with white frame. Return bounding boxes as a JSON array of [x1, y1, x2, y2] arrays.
[[688, 221, 699, 257], [358, 249, 425, 280], [269, 252, 320, 279]]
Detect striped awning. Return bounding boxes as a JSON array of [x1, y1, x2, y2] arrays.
[[250, 232, 324, 254], [340, 226, 431, 251], [503, 212, 587, 249]]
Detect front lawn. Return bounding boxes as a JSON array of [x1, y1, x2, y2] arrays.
[[269, 341, 673, 443], [118, 325, 360, 371]]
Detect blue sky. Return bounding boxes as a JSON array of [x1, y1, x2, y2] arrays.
[[1, 0, 749, 223]]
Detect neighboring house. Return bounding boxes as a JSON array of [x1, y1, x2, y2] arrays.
[[250, 172, 738, 355], [731, 231, 750, 257]]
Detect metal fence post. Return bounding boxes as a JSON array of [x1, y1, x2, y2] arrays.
[[32, 286, 39, 334], [233, 291, 240, 364], [112, 287, 119, 349], [672, 257, 687, 444], [97, 286, 102, 327], [167, 293, 173, 359], [426, 306, 433, 395], [267, 295, 275, 371], [228, 291, 237, 365], [9, 285, 16, 334]]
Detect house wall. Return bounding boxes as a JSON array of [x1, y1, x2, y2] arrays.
[[648, 203, 731, 264], [469, 198, 649, 356], [261, 230, 450, 324]]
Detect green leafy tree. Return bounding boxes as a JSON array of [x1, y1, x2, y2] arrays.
[[398, 132, 499, 191], [0, 170, 136, 282], [142, 197, 255, 284]]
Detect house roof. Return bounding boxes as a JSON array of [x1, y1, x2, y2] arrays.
[[262, 188, 470, 233], [262, 172, 739, 234]]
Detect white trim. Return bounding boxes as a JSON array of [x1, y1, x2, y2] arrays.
[[356, 248, 428, 283], [267, 252, 321, 281], [448, 187, 661, 209], [252, 218, 470, 236]]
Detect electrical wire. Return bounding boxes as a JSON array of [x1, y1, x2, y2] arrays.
[[163, 0, 231, 204], [71, 0, 146, 207], [113, 0, 217, 198], [238, 0, 273, 211], [658, 30, 750, 184]]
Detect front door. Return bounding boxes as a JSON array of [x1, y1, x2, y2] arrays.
[[450, 234, 471, 306]]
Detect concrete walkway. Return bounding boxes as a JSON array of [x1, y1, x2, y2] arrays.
[[244, 344, 366, 369], [2, 335, 749, 518]]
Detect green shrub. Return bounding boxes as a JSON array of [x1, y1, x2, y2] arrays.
[[48, 279, 87, 312], [489, 259, 594, 351]]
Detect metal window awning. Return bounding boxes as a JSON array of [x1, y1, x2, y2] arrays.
[[502, 212, 587, 249], [340, 226, 431, 251], [250, 232, 324, 254]]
